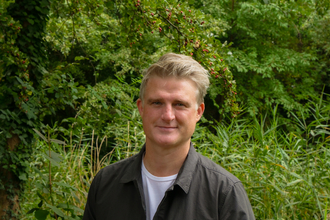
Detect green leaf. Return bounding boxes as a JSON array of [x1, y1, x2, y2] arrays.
[[287, 179, 304, 186], [43, 153, 60, 167], [27, 208, 39, 214], [38, 200, 43, 208], [50, 138, 66, 145], [33, 129, 47, 142], [27, 18, 35, 25], [35, 209, 49, 220], [50, 151, 63, 163], [45, 203, 65, 217], [19, 173, 27, 181]]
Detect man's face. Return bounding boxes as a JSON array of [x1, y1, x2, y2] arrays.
[[137, 76, 204, 150]]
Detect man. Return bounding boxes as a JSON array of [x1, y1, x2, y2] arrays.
[[83, 53, 255, 220]]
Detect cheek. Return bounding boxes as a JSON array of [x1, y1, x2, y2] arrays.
[[176, 111, 196, 122]]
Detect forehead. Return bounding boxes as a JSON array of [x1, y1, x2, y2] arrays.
[[144, 76, 198, 100]]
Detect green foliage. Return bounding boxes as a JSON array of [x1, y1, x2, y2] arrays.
[[195, 96, 330, 219], [23, 128, 84, 220], [191, 0, 330, 118]]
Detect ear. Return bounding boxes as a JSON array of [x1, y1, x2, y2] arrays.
[[137, 98, 144, 117], [196, 102, 205, 122]]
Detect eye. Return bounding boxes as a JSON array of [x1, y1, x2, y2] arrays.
[[175, 103, 185, 107], [152, 101, 162, 105]]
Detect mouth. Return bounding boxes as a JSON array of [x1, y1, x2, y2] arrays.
[[157, 126, 177, 131]]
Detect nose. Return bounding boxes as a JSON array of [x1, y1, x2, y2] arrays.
[[161, 104, 175, 122]]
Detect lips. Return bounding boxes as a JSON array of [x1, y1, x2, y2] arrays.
[[157, 126, 178, 131]]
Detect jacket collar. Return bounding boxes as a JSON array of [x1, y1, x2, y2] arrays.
[[120, 143, 199, 194]]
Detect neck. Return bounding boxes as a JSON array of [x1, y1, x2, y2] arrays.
[[143, 142, 190, 177]]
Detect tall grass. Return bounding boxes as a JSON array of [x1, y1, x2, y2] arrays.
[[21, 96, 330, 219], [195, 96, 330, 219]]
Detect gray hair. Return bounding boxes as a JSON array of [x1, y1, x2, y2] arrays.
[[139, 53, 210, 104]]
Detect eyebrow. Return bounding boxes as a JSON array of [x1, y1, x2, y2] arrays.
[[147, 98, 191, 107]]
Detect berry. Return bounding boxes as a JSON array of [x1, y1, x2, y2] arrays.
[[151, 12, 154, 16], [189, 10, 191, 12], [190, 53, 193, 56], [201, 21, 204, 25]]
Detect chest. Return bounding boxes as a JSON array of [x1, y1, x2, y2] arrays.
[[94, 181, 219, 220]]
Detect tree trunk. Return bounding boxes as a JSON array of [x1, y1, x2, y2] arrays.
[[0, 134, 21, 219]]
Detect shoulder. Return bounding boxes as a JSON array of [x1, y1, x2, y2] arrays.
[[194, 153, 255, 219], [93, 153, 139, 185], [195, 152, 241, 185]]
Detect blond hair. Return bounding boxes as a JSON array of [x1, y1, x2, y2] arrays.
[[139, 53, 210, 104]]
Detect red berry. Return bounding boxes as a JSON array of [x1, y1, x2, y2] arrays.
[[190, 53, 193, 56], [151, 31, 153, 33], [151, 13, 154, 16], [189, 10, 191, 12], [140, 33, 142, 36]]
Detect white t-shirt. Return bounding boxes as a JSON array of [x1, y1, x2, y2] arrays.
[[141, 161, 177, 220]]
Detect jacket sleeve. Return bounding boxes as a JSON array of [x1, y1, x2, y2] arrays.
[[219, 182, 255, 220], [82, 171, 102, 220]]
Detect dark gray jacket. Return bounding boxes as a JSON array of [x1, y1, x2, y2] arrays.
[[83, 144, 255, 220]]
